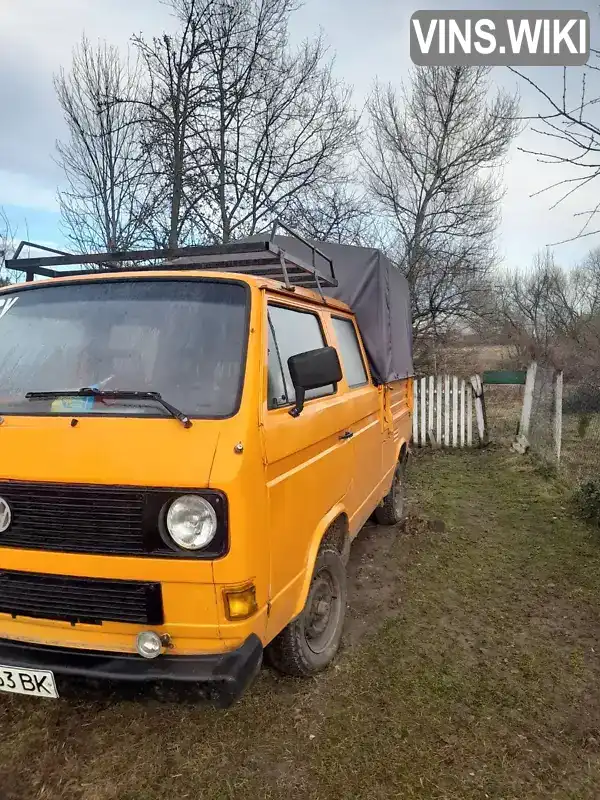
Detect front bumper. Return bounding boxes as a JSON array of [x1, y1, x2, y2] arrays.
[[0, 634, 263, 707]]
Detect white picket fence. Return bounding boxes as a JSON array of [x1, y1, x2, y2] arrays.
[[412, 375, 478, 448]]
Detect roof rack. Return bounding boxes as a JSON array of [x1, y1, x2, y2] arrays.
[[4, 220, 338, 292]]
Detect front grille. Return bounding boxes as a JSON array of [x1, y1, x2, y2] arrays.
[[0, 481, 227, 558], [0, 570, 163, 626], [0, 482, 146, 555]]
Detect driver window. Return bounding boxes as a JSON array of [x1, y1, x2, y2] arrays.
[[266, 304, 334, 409]]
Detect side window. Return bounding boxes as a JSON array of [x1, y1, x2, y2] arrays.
[[332, 317, 369, 388], [267, 304, 334, 408], [267, 318, 287, 409]]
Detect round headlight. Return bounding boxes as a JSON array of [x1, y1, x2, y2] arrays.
[[165, 495, 217, 550], [136, 630, 163, 659]]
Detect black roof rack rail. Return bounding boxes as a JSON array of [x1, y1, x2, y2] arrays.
[[4, 221, 338, 292]]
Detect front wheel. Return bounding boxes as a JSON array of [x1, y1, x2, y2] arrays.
[[374, 453, 408, 526], [266, 547, 347, 677]]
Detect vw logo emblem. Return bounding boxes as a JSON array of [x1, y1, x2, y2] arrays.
[[0, 498, 11, 533]]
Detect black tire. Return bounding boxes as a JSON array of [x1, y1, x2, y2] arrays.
[[266, 547, 347, 677], [374, 453, 408, 526]]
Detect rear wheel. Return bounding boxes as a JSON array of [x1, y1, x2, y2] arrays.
[[266, 546, 347, 677], [374, 452, 408, 526]]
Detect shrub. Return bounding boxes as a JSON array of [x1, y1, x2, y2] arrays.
[[578, 414, 592, 439], [574, 479, 600, 528]]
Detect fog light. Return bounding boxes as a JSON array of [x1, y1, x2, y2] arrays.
[[136, 631, 163, 659], [223, 584, 258, 620]]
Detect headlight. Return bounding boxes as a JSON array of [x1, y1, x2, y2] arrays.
[[136, 631, 163, 659], [165, 495, 218, 550]]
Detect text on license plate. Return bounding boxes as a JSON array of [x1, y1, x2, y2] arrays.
[[0, 665, 58, 698]]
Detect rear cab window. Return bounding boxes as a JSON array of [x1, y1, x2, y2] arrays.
[[266, 303, 335, 410], [331, 316, 370, 388]]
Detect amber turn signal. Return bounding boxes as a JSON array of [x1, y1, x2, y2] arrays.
[[223, 583, 258, 620]]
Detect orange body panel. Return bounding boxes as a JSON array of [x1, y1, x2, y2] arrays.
[[0, 272, 412, 659]]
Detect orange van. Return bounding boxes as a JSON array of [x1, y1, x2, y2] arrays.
[[0, 225, 413, 705]]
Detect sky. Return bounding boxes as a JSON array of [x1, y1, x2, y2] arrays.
[[1, 0, 599, 270]]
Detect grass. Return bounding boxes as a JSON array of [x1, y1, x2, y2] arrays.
[[483, 384, 522, 444], [3, 448, 600, 799]]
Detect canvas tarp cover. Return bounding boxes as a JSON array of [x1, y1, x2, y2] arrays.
[[266, 236, 414, 384]]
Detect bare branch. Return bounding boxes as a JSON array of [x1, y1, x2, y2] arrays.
[[0, 208, 15, 285], [281, 185, 372, 245], [509, 50, 600, 241]]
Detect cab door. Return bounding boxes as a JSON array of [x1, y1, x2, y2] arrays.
[[327, 314, 383, 534], [261, 300, 352, 640]]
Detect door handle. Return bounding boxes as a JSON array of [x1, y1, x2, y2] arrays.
[[339, 430, 354, 440]]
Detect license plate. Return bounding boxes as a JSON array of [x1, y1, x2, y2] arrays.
[[0, 665, 58, 698]]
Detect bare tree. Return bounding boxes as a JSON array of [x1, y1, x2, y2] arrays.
[[363, 66, 519, 341], [498, 247, 600, 381], [180, 0, 358, 244], [498, 250, 560, 361], [578, 246, 600, 315], [131, 0, 216, 248], [55, 37, 154, 253], [57, 0, 357, 250]]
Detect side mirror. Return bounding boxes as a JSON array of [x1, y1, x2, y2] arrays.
[[287, 346, 342, 418]]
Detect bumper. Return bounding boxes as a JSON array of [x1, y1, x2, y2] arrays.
[[0, 635, 263, 707]]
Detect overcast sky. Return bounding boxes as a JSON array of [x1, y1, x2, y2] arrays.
[[1, 0, 599, 269]]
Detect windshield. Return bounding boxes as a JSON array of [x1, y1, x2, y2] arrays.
[[0, 279, 248, 418]]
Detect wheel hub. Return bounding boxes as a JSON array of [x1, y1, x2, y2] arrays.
[[303, 568, 341, 654]]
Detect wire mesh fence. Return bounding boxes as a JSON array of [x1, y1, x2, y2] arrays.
[[561, 380, 600, 486], [471, 364, 596, 488], [518, 365, 600, 486], [528, 365, 560, 467]]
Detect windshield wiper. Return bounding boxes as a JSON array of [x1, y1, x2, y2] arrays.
[[25, 388, 193, 429]]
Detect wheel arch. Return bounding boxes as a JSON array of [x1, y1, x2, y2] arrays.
[[397, 438, 410, 464], [291, 504, 349, 619], [380, 437, 410, 500]]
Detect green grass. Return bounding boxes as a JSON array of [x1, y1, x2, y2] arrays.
[[2, 449, 600, 799]]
